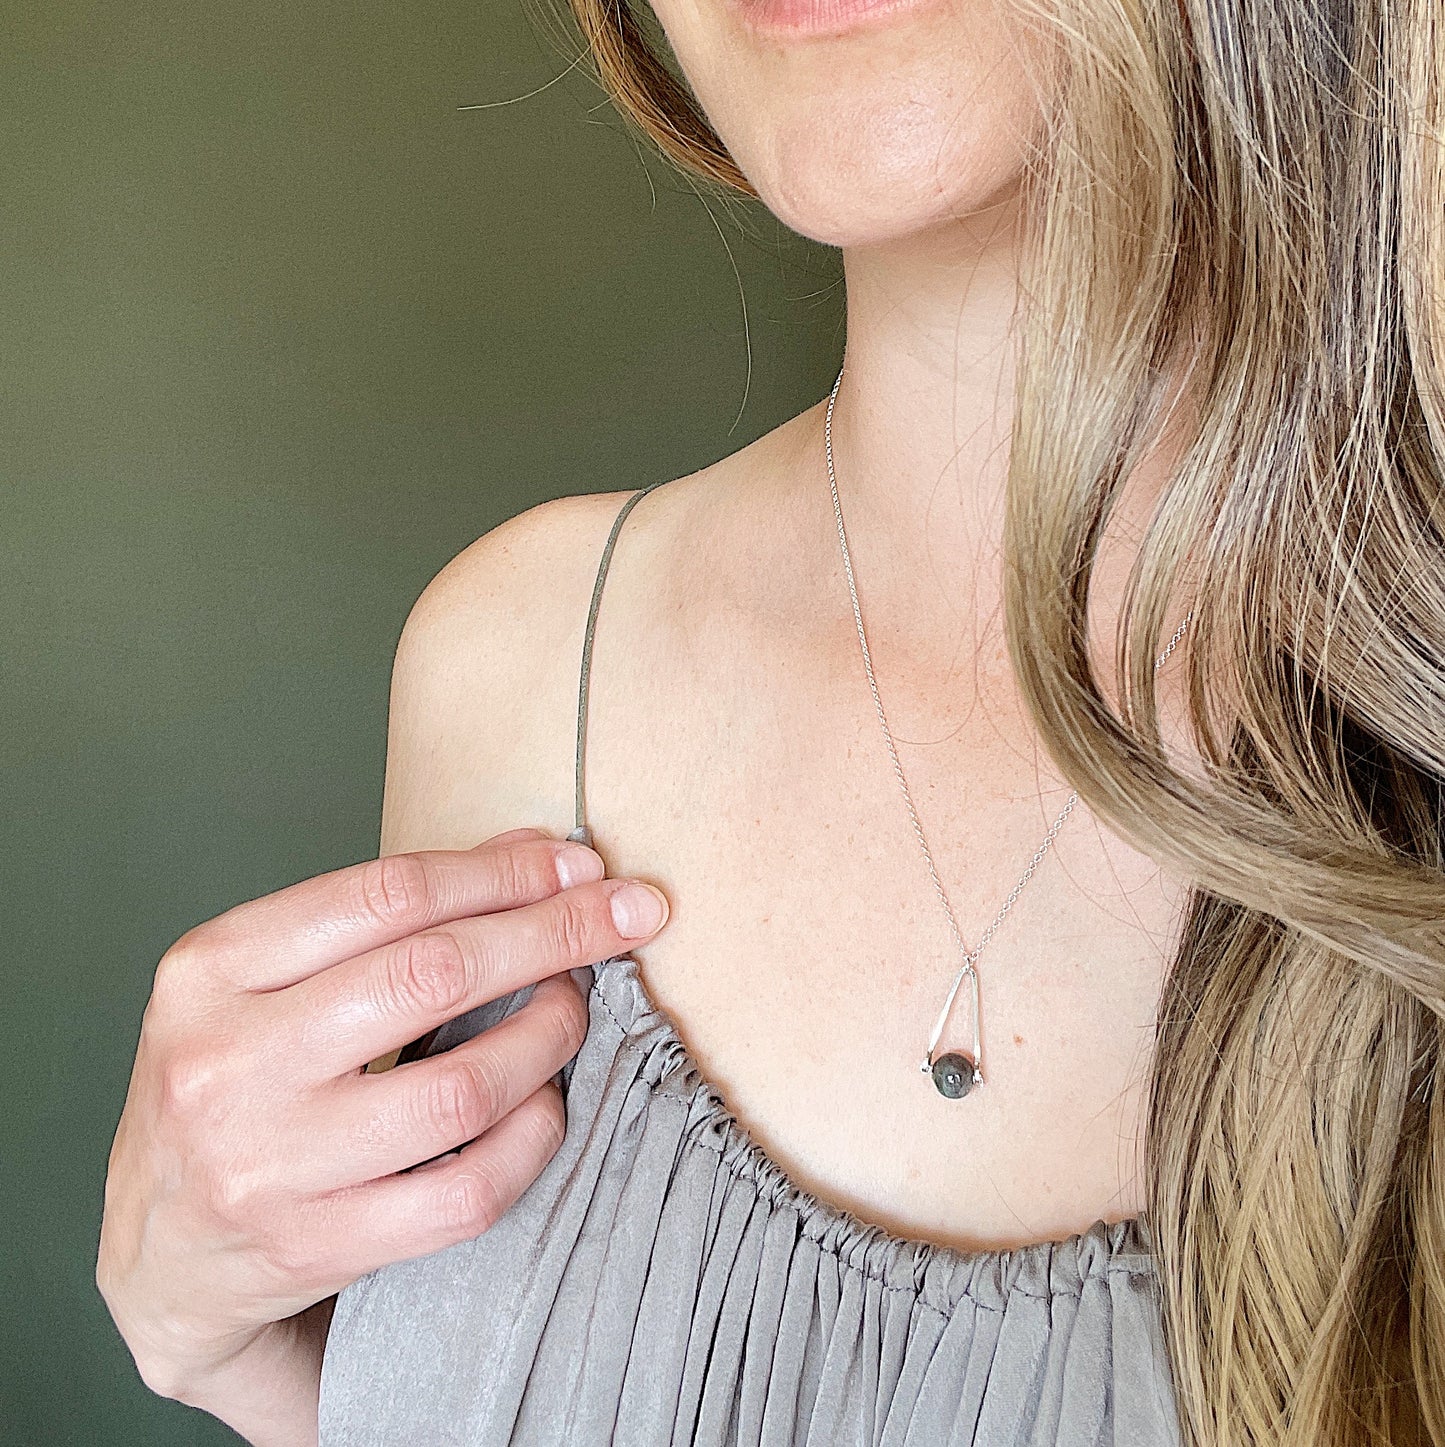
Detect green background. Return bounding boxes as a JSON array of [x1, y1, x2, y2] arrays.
[[2, 0, 841, 1439]]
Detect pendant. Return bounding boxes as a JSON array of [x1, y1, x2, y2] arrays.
[[921, 958, 984, 1098], [929, 1051, 983, 1099]]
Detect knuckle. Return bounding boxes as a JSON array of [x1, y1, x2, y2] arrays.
[[436, 1164, 505, 1237], [541, 985, 589, 1061], [424, 1054, 504, 1140], [548, 895, 595, 965], [391, 929, 468, 1017], [356, 853, 433, 930], [253, 1219, 315, 1285], [491, 841, 535, 902], [207, 1162, 268, 1228], [152, 937, 208, 1001], [157, 1044, 225, 1118], [526, 1085, 567, 1157]]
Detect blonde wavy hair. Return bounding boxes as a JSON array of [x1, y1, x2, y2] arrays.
[[543, 0, 1445, 1441]]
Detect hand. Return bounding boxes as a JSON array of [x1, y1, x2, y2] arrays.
[[96, 825, 670, 1439]]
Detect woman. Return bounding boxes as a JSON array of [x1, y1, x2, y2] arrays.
[[99, 0, 1445, 1441]]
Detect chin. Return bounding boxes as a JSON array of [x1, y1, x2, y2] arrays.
[[647, 0, 1052, 249], [746, 117, 1034, 249]]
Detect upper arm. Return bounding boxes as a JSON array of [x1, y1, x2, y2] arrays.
[[377, 490, 636, 861]]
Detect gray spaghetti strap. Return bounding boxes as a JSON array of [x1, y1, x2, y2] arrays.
[[564, 480, 670, 852], [391, 483, 669, 1071]]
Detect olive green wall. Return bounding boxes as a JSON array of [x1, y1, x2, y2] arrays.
[[2, 1, 841, 1439]]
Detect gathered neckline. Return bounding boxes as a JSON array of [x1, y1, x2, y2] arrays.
[[586, 952, 1157, 1302]]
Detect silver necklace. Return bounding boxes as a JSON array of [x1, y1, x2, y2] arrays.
[[823, 361, 1193, 1099]]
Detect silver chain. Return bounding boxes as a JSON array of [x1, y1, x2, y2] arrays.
[[823, 361, 1193, 1087]]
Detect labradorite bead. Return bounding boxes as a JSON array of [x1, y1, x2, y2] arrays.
[[931, 1052, 978, 1099]]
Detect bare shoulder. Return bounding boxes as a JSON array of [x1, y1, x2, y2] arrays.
[[376, 405, 817, 860], [378, 487, 656, 857]]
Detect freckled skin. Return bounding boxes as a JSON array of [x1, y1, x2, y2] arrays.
[[579, 0, 1174, 1248]]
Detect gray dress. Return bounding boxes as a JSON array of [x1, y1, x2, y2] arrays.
[[318, 482, 1183, 1446]]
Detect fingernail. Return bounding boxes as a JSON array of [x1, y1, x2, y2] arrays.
[[556, 844, 604, 889], [608, 881, 668, 938]]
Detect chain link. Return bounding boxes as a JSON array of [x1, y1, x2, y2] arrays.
[[823, 360, 1194, 1079]]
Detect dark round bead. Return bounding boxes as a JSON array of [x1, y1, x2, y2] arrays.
[[930, 1052, 978, 1099]]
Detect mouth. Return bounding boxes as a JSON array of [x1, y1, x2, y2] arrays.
[[727, 0, 940, 40]]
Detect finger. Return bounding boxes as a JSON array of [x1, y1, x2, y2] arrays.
[[281, 873, 667, 1078], [172, 831, 604, 992], [303, 1080, 569, 1288], [292, 973, 588, 1192]]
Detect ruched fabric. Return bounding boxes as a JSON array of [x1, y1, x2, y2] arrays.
[[318, 952, 1182, 1446]]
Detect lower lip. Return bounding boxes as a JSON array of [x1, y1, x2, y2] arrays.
[[730, 0, 936, 38]]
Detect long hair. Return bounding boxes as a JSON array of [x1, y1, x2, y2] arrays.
[[549, 0, 1445, 1440]]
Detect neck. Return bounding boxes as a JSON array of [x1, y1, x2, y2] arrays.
[[789, 192, 1190, 675], [783, 196, 1027, 648]]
